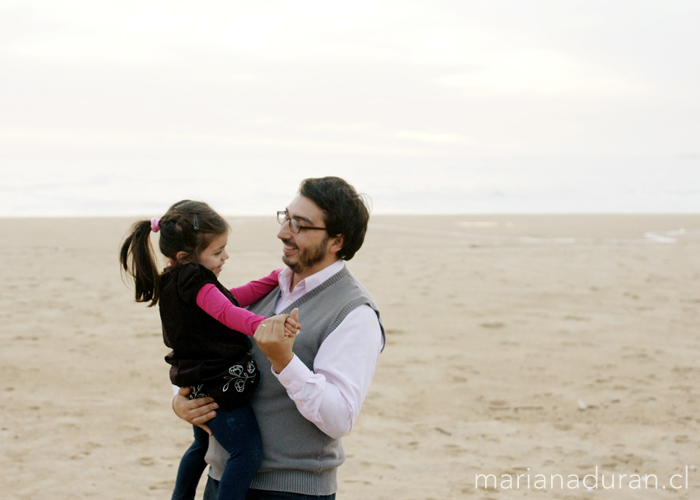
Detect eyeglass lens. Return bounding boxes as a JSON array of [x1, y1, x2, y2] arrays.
[[278, 211, 300, 233]]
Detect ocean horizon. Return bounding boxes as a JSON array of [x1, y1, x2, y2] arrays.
[[2, 155, 699, 217]]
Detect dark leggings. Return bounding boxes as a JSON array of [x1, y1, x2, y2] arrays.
[[171, 425, 209, 500], [172, 404, 263, 500]]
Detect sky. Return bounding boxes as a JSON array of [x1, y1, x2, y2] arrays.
[[1, 1, 699, 215]]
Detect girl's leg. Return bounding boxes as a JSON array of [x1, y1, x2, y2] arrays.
[[207, 404, 263, 500], [171, 425, 210, 500]]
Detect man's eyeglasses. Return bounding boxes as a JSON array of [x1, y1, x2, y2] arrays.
[[277, 211, 327, 234]]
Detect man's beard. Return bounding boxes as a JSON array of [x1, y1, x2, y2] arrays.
[[282, 235, 329, 274]]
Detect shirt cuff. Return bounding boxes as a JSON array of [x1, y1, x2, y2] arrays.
[[272, 355, 313, 394]]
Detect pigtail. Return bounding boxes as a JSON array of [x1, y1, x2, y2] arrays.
[[119, 220, 161, 306], [120, 200, 229, 307]]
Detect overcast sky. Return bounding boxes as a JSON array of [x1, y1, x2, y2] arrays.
[[1, 1, 699, 215]]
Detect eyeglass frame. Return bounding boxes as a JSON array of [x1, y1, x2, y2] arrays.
[[277, 210, 327, 234]]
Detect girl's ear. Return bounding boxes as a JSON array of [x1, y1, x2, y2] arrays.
[[175, 251, 189, 263]]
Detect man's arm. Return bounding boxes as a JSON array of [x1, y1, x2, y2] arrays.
[[264, 305, 383, 439]]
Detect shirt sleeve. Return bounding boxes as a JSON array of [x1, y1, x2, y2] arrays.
[[196, 283, 267, 336], [272, 305, 383, 439], [230, 269, 282, 307]]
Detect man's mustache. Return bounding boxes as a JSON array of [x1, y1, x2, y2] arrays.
[[281, 239, 298, 250]]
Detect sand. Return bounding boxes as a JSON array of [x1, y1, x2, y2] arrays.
[[1, 214, 699, 499]]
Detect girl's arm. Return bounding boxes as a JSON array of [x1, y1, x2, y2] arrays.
[[197, 281, 300, 337], [229, 269, 282, 307], [196, 284, 266, 336]]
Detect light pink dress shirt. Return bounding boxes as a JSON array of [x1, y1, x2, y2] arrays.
[[271, 260, 383, 439]]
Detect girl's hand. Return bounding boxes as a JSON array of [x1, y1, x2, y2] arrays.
[[284, 308, 301, 337]]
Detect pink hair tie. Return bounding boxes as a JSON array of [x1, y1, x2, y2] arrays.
[[150, 218, 160, 233]]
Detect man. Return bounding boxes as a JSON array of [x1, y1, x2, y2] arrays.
[[173, 176, 385, 500]]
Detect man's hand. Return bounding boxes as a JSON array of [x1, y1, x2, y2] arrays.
[[172, 386, 218, 435], [254, 309, 298, 373]]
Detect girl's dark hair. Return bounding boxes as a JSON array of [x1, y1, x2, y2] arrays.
[[299, 177, 370, 261], [119, 200, 230, 306]]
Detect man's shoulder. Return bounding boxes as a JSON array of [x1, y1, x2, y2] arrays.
[[335, 267, 376, 301], [311, 267, 380, 318]]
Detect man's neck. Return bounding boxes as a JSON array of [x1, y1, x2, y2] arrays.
[[290, 257, 341, 292]]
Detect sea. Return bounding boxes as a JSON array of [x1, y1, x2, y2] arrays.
[[1, 155, 699, 217]]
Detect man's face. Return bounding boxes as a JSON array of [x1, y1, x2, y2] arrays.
[[277, 195, 334, 277]]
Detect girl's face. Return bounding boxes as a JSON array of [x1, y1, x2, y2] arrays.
[[198, 233, 229, 277]]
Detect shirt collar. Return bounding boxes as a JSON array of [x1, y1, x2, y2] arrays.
[[278, 259, 345, 297]]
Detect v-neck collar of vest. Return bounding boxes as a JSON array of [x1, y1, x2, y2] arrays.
[[278, 265, 351, 315]]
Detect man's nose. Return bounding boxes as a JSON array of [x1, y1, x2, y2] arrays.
[[277, 221, 292, 240]]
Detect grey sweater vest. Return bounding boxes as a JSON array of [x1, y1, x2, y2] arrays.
[[205, 265, 384, 495]]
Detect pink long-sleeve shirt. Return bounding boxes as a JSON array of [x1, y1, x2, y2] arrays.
[[195, 269, 282, 335]]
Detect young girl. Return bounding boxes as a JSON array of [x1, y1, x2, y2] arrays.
[[119, 200, 298, 500]]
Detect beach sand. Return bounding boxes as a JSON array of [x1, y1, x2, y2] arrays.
[[1, 214, 699, 499]]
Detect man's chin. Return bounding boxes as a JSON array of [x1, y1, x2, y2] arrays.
[[282, 256, 302, 273]]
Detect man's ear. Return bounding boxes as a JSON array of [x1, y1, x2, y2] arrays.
[[328, 234, 344, 256], [175, 251, 189, 263]]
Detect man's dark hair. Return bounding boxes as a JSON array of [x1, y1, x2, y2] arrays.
[[299, 176, 370, 261]]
